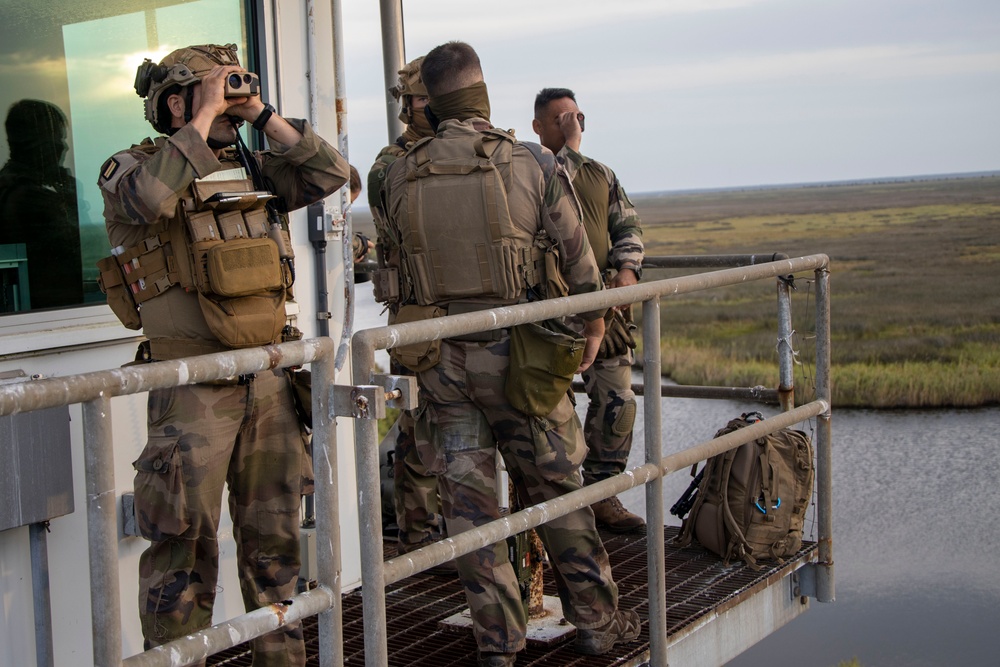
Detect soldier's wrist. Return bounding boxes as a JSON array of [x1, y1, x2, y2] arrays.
[[618, 263, 642, 281]]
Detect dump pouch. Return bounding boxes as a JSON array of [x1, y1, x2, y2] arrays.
[[387, 303, 445, 372], [505, 318, 585, 417], [197, 290, 286, 348]]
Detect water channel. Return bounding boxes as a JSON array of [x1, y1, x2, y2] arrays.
[[353, 284, 1000, 667], [626, 389, 1000, 667]]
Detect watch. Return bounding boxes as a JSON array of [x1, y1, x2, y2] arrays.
[[252, 103, 276, 131], [620, 263, 642, 281]]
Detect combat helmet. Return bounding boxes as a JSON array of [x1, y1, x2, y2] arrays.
[[134, 44, 242, 133], [391, 57, 427, 123]]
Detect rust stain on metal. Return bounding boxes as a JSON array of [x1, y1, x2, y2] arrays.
[[336, 99, 346, 113], [270, 601, 288, 626], [264, 345, 283, 369], [354, 392, 370, 419]]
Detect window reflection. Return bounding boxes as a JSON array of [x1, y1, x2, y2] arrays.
[[0, 0, 246, 315], [0, 100, 83, 309]]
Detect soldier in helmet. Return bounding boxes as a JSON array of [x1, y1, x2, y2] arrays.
[[376, 41, 641, 667], [97, 44, 347, 666], [532, 87, 646, 533], [367, 56, 456, 574]]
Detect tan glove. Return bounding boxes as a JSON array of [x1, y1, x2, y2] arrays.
[[596, 306, 637, 359]]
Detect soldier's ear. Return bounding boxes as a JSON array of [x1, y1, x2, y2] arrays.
[[531, 118, 542, 136], [166, 93, 186, 122]]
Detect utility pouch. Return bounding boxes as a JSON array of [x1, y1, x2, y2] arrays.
[[205, 238, 284, 297], [96, 255, 142, 330], [387, 303, 445, 372], [505, 318, 585, 417]]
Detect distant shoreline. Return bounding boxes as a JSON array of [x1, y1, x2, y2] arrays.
[[635, 169, 1000, 198]]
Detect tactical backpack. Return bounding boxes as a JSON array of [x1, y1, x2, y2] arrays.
[[672, 412, 814, 569], [384, 127, 547, 308]]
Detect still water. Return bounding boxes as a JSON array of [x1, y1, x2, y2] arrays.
[[353, 287, 1000, 666], [620, 387, 1000, 667]]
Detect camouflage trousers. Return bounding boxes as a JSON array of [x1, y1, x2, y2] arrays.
[[132, 368, 306, 667], [415, 336, 620, 653], [388, 409, 445, 549], [580, 353, 637, 485]]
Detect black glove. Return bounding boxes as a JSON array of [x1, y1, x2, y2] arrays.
[[597, 307, 637, 359]]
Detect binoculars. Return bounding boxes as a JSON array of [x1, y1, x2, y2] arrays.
[[225, 72, 260, 98]]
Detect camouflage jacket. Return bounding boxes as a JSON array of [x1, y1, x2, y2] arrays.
[[99, 120, 348, 343], [382, 118, 605, 321], [557, 145, 643, 279]]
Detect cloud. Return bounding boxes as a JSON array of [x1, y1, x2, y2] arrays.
[[579, 44, 1000, 95], [401, 0, 774, 42]]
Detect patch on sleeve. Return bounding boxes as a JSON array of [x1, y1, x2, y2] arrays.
[[99, 157, 120, 183]]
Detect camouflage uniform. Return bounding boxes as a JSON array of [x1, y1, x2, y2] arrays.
[[100, 118, 347, 665], [383, 116, 620, 653], [557, 145, 644, 486], [367, 57, 443, 552]]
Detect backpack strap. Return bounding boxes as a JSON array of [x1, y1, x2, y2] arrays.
[[719, 449, 754, 567]]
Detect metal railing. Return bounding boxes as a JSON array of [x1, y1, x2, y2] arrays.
[[0, 254, 834, 667], [349, 254, 834, 667], [0, 339, 345, 667]]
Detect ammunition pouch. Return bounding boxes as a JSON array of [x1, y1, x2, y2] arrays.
[[387, 303, 445, 372], [505, 318, 585, 418]]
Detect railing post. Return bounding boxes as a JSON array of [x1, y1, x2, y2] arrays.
[[642, 298, 668, 667], [351, 340, 388, 667], [313, 348, 344, 667], [776, 276, 795, 412], [29, 522, 55, 667], [82, 396, 122, 667], [814, 268, 835, 602]]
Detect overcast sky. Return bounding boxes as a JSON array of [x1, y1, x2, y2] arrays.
[[339, 0, 1000, 194]]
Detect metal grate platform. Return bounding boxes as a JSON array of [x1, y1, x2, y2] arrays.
[[208, 527, 816, 666]]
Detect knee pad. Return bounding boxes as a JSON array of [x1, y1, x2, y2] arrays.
[[610, 398, 637, 437]]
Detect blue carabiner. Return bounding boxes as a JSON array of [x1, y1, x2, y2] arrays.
[[754, 497, 782, 514]]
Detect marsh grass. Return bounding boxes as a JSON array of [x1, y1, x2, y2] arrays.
[[637, 176, 1000, 408]]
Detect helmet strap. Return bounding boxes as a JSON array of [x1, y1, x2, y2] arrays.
[[183, 86, 195, 126]]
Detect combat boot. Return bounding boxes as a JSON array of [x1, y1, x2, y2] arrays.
[[575, 609, 642, 655], [478, 651, 516, 666], [591, 496, 645, 533]]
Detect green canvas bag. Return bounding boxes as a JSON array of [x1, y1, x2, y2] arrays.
[[505, 318, 584, 417]]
